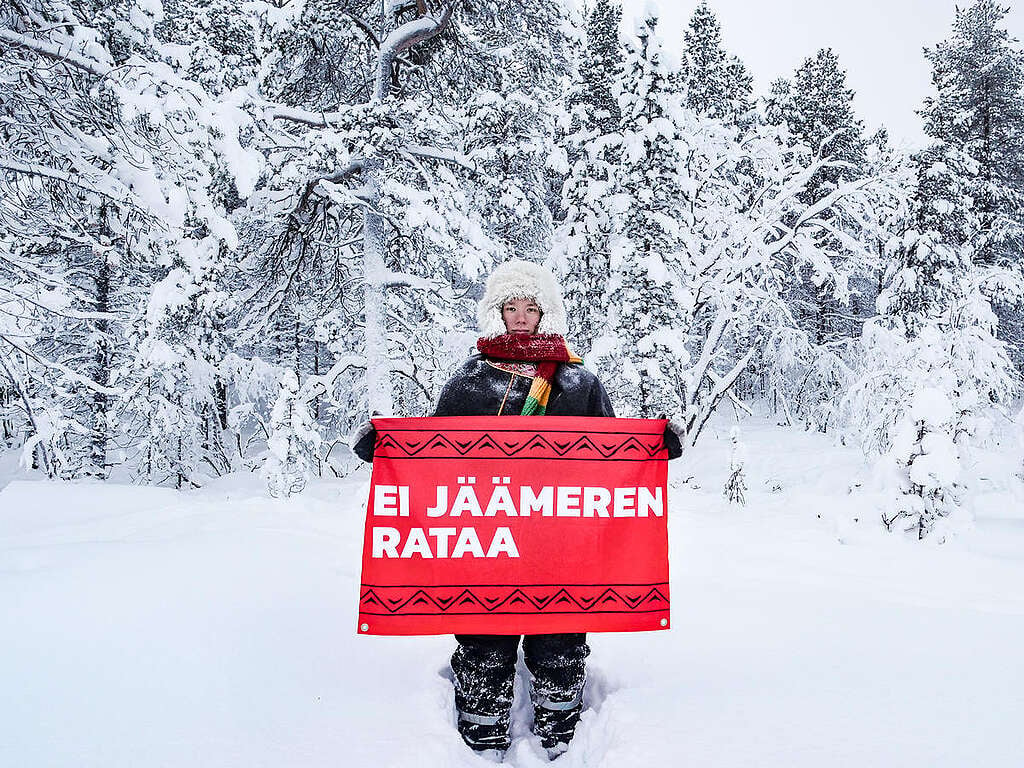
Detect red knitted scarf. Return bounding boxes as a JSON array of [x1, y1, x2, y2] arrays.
[[476, 333, 582, 415]]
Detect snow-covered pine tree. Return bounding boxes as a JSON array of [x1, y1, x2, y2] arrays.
[[786, 49, 868, 205], [764, 77, 796, 130], [257, 0, 578, 482], [764, 48, 872, 429], [920, 0, 1024, 366], [846, 144, 1017, 540], [383, 0, 573, 417], [922, 0, 1024, 267], [723, 55, 754, 128], [681, 2, 726, 117], [778, 48, 869, 340], [558, 11, 890, 443], [259, 2, 466, 441], [1, 1, 257, 482]]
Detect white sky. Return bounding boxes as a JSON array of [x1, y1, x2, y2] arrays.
[[616, 0, 1024, 149]]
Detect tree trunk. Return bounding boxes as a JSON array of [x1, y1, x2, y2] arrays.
[[362, 157, 395, 416], [90, 249, 111, 477]]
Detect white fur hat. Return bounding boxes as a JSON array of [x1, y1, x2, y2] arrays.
[[477, 259, 569, 338]]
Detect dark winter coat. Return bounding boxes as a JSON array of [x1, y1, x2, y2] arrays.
[[433, 354, 614, 418], [353, 354, 681, 460]]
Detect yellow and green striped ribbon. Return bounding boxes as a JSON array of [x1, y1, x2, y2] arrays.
[[520, 344, 582, 416]]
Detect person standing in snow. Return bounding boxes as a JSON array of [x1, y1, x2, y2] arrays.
[[352, 260, 682, 757]]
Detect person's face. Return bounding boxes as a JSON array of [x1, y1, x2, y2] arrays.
[[502, 298, 541, 334]]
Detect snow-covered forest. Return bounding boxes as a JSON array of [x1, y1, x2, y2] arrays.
[[2, 0, 1024, 542], [4, 4, 1024, 766]]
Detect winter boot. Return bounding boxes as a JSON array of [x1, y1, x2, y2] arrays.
[[455, 709, 512, 753], [523, 633, 589, 757], [452, 635, 518, 753], [531, 693, 583, 756]]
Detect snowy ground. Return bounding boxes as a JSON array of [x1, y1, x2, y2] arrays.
[[2, 418, 1023, 768]]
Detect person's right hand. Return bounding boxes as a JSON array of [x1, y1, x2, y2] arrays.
[[349, 420, 377, 463]]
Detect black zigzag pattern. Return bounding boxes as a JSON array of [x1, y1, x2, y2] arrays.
[[359, 584, 670, 616], [375, 431, 664, 460]]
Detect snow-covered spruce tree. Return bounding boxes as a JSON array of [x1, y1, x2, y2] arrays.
[[577, 0, 623, 136], [723, 425, 747, 505], [554, 127, 621, 357], [679, 1, 753, 125], [920, 0, 1024, 366], [591, 10, 690, 419], [845, 144, 1017, 540], [263, 369, 321, 498], [554, 0, 623, 357], [457, 4, 568, 265]]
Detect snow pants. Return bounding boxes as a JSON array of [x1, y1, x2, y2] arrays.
[[451, 633, 589, 752]]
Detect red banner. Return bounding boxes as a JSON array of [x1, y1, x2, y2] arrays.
[[357, 416, 670, 636]]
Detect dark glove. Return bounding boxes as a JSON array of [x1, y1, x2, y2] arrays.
[[656, 414, 686, 460], [349, 420, 377, 463]]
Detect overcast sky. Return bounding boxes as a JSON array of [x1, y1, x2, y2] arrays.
[[616, 0, 1024, 149]]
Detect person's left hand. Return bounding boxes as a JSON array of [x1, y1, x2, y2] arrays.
[[656, 414, 686, 460]]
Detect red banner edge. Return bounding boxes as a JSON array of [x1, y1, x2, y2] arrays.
[[354, 613, 672, 636]]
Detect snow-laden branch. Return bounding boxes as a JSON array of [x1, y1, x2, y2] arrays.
[[262, 106, 353, 127], [0, 284, 123, 322], [0, 157, 141, 210], [0, 247, 77, 291], [374, 3, 457, 101], [0, 27, 111, 78], [404, 144, 479, 174], [686, 342, 760, 445], [293, 162, 366, 220], [0, 332, 122, 396], [687, 306, 731, 398], [369, 270, 437, 290], [265, 5, 457, 125], [765, 176, 874, 258], [300, 355, 367, 403]]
